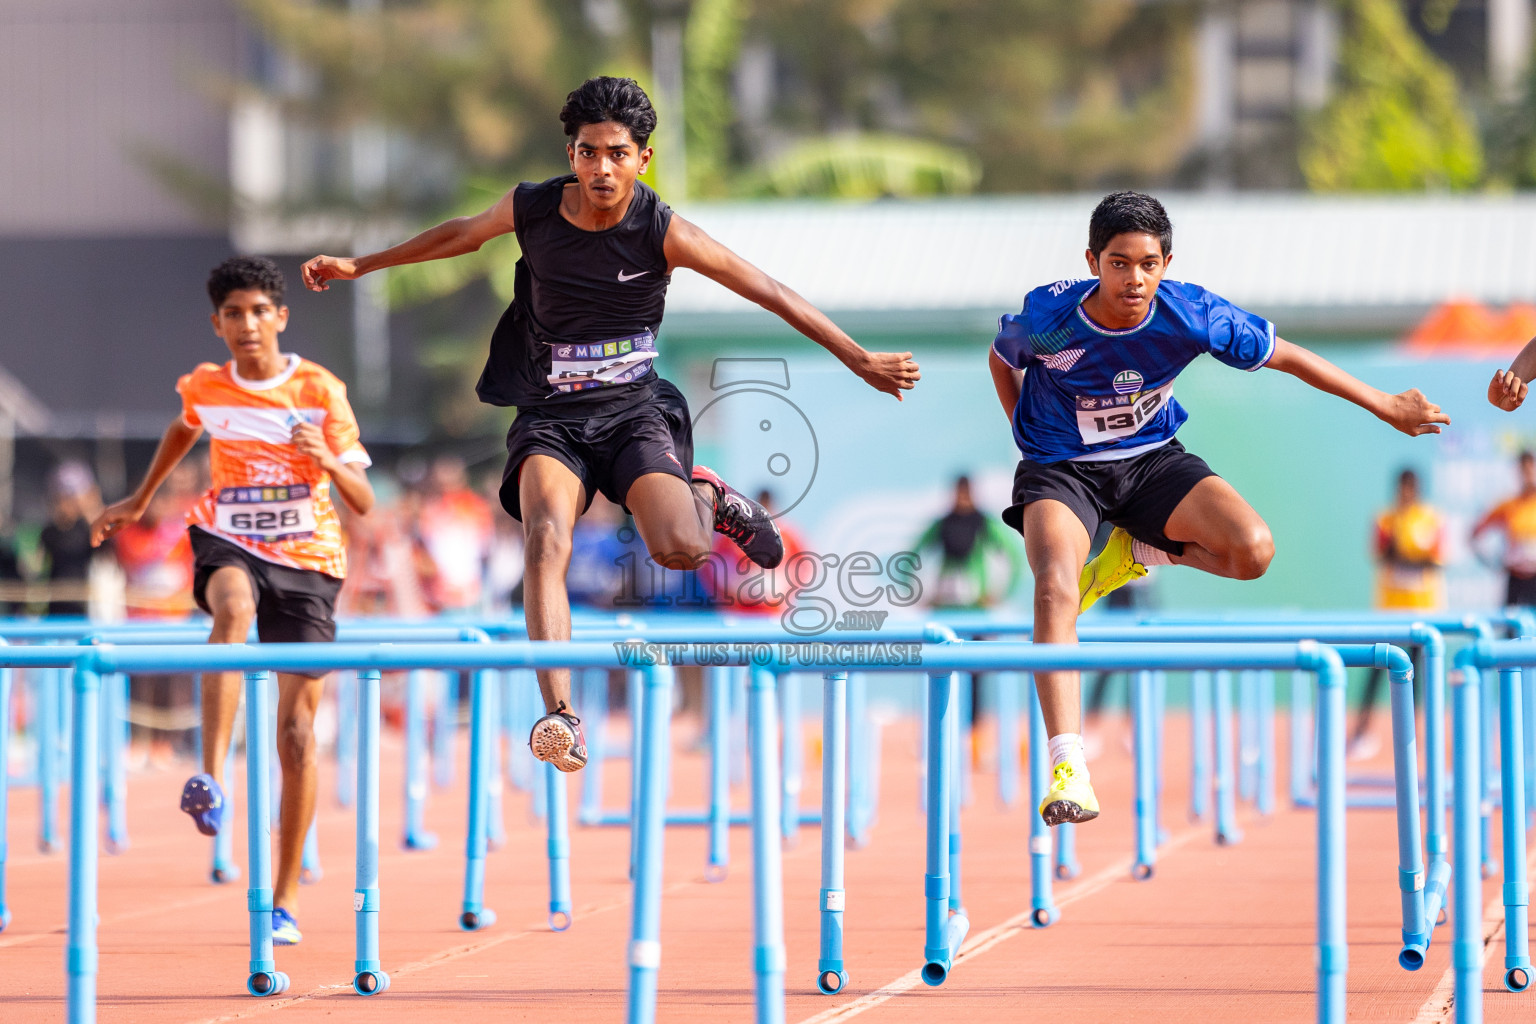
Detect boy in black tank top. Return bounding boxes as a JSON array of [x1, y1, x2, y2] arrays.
[[302, 77, 920, 771]]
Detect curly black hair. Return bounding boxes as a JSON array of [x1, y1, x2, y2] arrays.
[[559, 77, 657, 148], [1088, 191, 1173, 258], [207, 255, 285, 309]]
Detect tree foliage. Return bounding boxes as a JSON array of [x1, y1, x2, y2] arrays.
[[1300, 0, 1482, 191]]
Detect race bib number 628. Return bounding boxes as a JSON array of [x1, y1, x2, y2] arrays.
[[214, 484, 317, 541], [1075, 382, 1174, 444]]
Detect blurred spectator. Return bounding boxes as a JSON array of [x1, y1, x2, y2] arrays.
[[0, 521, 21, 618], [914, 475, 1022, 609], [341, 471, 433, 617], [417, 455, 493, 612], [567, 495, 627, 609], [112, 461, 199, 761], [40, 461, 103, 617], [1472, 450, 1536, 607], [484, 471, 524, 611], [1351, 467, 1445, 759]]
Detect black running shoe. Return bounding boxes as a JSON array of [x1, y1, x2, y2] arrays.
[[692, 465, 785, 569], [529, 703, 588, 773]]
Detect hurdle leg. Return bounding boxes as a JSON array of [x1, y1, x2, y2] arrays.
[[706, 666, 730, 880], [433, 671, 456, 789], [1451, 664, 1484, 1024], [1153, 670, 1169, 843], [40, 668, 60, 853], [747, 669, 786, 1024], [1499, 667, 1532, 991], [1389, 657, 1430, 969], [921, 669, 967, 985], [781, 672, 801, 844], [66, 665, 102, 1024], [579, 669, 607, 825], [545, 762, 573, 930], [1026, 673, 1058, 927], [1191, 670, 1212, 822], [996, 672, 1020, 808], [1315, 657, 1348, 1024], [848, 673, 871, 847], [1482, 671, 1499, 879], [1524, 667, 1536, 830], [625, 665, 673, 1024], [459, 669, 496, 931], [958, 672, 973, 807], [487, 674, 506, 850], [1238, 671, 1258, 804], [243, 670, 287, 997], [0, 666, 10, 931], [816, 671, 848, 994], [403, 671, 437, 849], [102, 673, 128, 855], [1054, 678, 1082, 882], [1290, 669, 1312, 808], [1214, 670, 1242, 845], [352, 670, 389, 995], [629, 668, 643, 881], [1423, 644, 1449, 925], [948, 677, 965, 914], [213, 742, 240, 883], [1132, 670, 1156, 880], [336, 671, 357, 808], [1257, 671, 1275, 818], [301, 821, 322, 885]]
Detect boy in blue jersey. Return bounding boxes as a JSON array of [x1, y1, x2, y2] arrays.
[[990, 192, 1448, 826]]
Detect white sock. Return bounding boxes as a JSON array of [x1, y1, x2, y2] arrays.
[[1130, 539, 1173, 567], [1048, 732, 1089, 777]]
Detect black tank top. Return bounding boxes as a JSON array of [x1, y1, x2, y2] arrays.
[[476, 175, 674, 409]]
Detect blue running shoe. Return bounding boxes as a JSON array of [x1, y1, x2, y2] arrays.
[[272, 907, 302, 946], [180, 773, 225, 837]]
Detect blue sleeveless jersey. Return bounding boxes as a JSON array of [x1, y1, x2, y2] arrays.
[[991, 278, 1274, 464]]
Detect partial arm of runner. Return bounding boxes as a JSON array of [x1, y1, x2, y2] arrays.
[[291, 422, 375, 516], [299, 188, 518, 291], [90, 416, 202, 545], [989, 349, 1023, 421], [663, 216, 920, 400], [1489, 337, 1536, 411], [1265, 338, 1449, 437]]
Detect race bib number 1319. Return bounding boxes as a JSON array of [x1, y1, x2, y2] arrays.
[[1075, 382, 1174, 444]]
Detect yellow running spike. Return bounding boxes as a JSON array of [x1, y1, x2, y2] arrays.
[[1078, 526, 1147, 613], [1038, 762, 1101, 826]]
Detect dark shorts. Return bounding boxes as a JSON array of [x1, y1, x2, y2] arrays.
[[499, 376, 694, 521], [1508, 574, 1536, 608], [190, 528, 342, 645], [1001, 439, 1217, 556]]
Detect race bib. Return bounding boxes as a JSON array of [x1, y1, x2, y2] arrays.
[[1075, 382, 1174, 444], [215, 484, 317, 541], [548, 331, 657, 394]]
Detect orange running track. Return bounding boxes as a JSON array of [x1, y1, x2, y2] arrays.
[[0, 709, 1530, 1023]]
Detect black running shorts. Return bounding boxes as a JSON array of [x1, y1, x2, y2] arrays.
[[190, 528, 342, 646], [499, 376, 695, 522], [1508, 574, 1536, 608], [1001, 439, 1217, 556]]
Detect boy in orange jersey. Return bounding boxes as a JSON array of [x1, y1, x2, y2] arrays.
[[1472, 450, 1536, 607], [91, 256, 375, 945]]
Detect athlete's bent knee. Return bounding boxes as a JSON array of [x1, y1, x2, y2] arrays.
[[647, 539, 707, 571], [524, 517, 573, 572], [1229, 525, 1274, 580], [1033, 567, 1080, 624]]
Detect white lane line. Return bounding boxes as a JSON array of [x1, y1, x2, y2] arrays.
[[1409, 846, 1536, 1024], [794, 822, 1214, 1024]]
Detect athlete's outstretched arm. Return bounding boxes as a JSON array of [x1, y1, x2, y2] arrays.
[[1265, 338, 1450, 437], [989, 349, 1023, 420], [663, 216, 920, 400], [1490, 337, 1536, 411], [90, 416, 202, 545], [300, 188, 518, 292], [291, 423, 375, 516]]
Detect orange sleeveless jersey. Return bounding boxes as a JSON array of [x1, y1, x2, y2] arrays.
[[177, 355, 370, 578]]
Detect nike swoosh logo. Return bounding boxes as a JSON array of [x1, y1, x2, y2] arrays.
[[617, 270, 649, 282]]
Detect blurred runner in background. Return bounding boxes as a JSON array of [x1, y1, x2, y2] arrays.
[[1472, 450, 1536, 607], [1350, 467, 1444, 759]]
